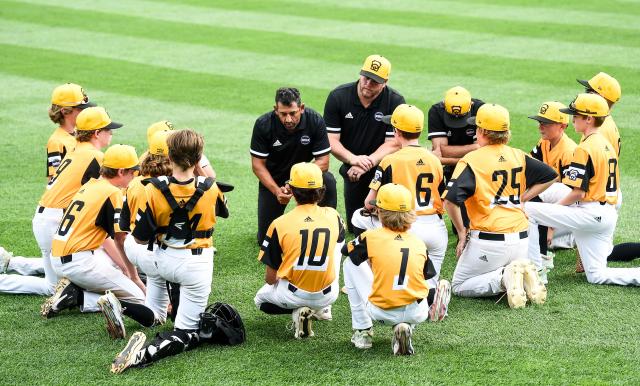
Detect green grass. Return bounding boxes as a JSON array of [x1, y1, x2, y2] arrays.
[[0, 1, 639, 384]]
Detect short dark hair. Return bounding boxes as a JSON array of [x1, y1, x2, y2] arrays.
[[395, 129, 421, 140], [275, 87, 301, 106], [99, 166, 119, 178], [593, 116, 606, 127], [292, 186, 325, 205]]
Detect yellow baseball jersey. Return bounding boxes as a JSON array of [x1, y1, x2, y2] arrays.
[[343, 227, 433, 309], [259, 204, 345, 293], [46, 128, 76, 177], [530, 133, 577, 178], [119, 175, 151, 233], [51, 178, 123, 257], [39, 142, 103, 209], [443, 144, 557, 233], [132, 176, 228, 250], [580, 116, 620, 157], [369, 145, 445, 215], [563, 132, 619, 205]]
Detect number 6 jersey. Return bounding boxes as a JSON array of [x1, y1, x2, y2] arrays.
[[443, 144, 557, 233], [259, 204, 345, 293]]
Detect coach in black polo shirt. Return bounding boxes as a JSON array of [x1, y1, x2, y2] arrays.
[[324, 55, 405, 233], [250, 87, 337, 244], [428, 86, 484, 236]]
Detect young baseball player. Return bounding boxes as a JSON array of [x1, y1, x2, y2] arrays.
[[254, 162, 345, 339], [105, 129, 229, 374], [0, 84, 96, 281], [343, 183, 450, 355], [41, 144, 144, 318], [443, 103, 557, 309], [525, 94, 640, 286], [351, 104, 448, 292], [0, 106, 117, 296]]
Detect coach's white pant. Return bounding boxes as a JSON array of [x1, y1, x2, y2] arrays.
[[254, 248, 341, 312], [352, 209, 447, 289], [124, 234, 168, 324], [0, 207, 63, 295], [154, 247, 214, 331], [52, 249, 145, 312], [525, 201, 640, 286], [343, 259, 429, 330], [452, 231, 528, 298]]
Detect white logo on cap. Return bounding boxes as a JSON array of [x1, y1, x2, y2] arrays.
[[374, 112, 384, 122]]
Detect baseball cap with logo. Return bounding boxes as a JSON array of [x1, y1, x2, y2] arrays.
[[146, 120, 174, 144], [51, 83, 96, 110], [443, 86, 473, 129], [148, 130, 170, 156], [528, 101, 569, 125], [103, 144, 140, 170], [560, 93, 609, 117], [577, 72, 621, 104], [76, 107, 123, 131], [369, 183, 412, 213], [359, 54, 391, 84], [288, 162, 323, 189], [381, 104, 424, 133], [467, 103, 510, 132]]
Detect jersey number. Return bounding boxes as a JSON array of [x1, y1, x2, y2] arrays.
[[606, 159, 618, 193], [392, 248, 410, 290], [492, 167, 522, 205], [56, 200, 84, 237], [296, 228, 330, 270], [415, 173, 433, 208], [47, 158, 72, 187]]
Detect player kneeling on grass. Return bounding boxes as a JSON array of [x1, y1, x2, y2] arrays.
[[442, 104, 557, 309], [41, 145, 145, 318], [343, 183, 451, 356], [103, 129, 231, 373], [254, 162, 345, 339]]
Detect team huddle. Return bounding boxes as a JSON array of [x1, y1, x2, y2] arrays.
[[0, 54, 637, 370]]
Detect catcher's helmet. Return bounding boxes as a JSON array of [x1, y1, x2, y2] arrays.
[[199, 302, 246, 345]]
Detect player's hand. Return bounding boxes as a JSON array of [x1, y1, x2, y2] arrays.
[[276, 185, 292, 205], [350, 155, 374, 171], [347, 165, 367, 182], [547, 227, 555, 246], [455, 229, 468, 258]]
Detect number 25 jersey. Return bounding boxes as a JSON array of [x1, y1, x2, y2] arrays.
[[259, 204, 345, 293]]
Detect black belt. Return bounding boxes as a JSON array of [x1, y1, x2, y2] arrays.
[[288, 283, 332, 295], [60, 250, 94, 264], [155, 228, 214, 239], [158, 243, 203, 255], [37, 206, 45, 213], [478, 231, 528, 241]]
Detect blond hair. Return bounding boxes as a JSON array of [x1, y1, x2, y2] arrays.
[[48, 104, 74, 125], [378, 208, 416, 232], [140, 153, 172, 177], [167, 129, 203, 171], [479, 128, 511, 145]]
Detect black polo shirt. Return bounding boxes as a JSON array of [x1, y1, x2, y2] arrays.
[[250, 107, 331, 186], [324, 81, 405, 165], [428, 98, 484, 146]]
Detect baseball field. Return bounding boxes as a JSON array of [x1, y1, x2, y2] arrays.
[[1, 0, 639, 383]]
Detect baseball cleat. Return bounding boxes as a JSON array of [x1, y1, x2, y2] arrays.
[[428, 279, 451, 322], [351, 328, 373, 349], [291, 307, 314, 339], [311, 306, 332, 321], [541, 251, 555, 270], [0, 246, 12, 273], [575, 250, 585, 273], [522, 261, 547, 305], [98, 291, 126, 339], [111, 331, 147, 374], [41, 278, 80, 318], [502, 261, 527, 309], [392, 323, 414, 355]]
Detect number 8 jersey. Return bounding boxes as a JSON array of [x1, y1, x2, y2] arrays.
[[259, 204, 345, 293], [444, 144, 557, 233]]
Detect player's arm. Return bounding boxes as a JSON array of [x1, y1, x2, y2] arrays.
[[258, 224, 283, 284], [443, 163, 475, 256], [369, 138, 400, 166], [113, 232, 146, 293], [557, 188, 586, 206], [195, 154, 216, 179], [342, 233, 369, 265], [521, 155, 558, 202], [440, 143, 480, 158]]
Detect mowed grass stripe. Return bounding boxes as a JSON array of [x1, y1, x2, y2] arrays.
[[11, 0, 640, 69], [5, 0, 640, 95], [2, 18, 640, 138], [454, 0, 640, 15]]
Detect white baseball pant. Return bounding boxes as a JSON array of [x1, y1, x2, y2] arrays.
[[452, 230, 529, 298], [254, 244, 342, 312], [51, 248, 145, 312], [351, 209, 447, 290], [154, 246, 214, 330], [343, 258, 430, 330], [525, 201, 640, 286], [124, 234, 169, 324]]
